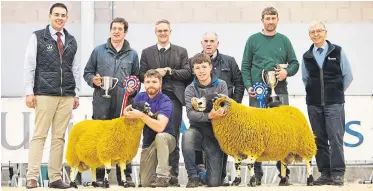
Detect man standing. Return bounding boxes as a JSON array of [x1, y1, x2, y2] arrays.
[[182, 53, 228, 187], [83, 17, 139, 187], [124, 69, 176, 188], [241, 6, 299, 185], [192, 32, 245, 186], [302, 21, 353, 186], [24, 3, 79, 189], [139, 19, 191, 186]]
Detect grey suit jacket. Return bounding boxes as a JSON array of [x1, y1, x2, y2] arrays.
[[139, 44, 191, 106]]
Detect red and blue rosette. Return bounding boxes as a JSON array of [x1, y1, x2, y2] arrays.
[[120, 76, 141, 116], [252, 82, 268, 108]]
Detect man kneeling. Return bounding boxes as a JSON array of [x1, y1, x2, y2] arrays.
[[124, 70, 176, 187]]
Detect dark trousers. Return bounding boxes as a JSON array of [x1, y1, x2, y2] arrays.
[[163, 92, 183, 178], [249, 94, 290, 178], [182, 128, 224, 187], [307, 104, 346, 176], [195, 151, 228, 180]]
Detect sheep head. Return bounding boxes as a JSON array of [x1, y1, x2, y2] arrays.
[[212, 96, 233, 113], [127, 101, 158, 119], [191, 93, 228, 112]]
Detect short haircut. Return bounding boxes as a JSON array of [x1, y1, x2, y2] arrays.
[[192, 53, 211, 67], [203, 32, 219, 41], [308, 20, 327, 32], [49, 3, 68, 14], [110, 17, 129, 32], [155, 19, 171, 27], [144, 69, 162, 81], [261, 6, 278, 19]]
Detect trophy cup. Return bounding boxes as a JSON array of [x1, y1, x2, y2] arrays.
[[100, 76, 118, 98], [262, 69, 282, 107]]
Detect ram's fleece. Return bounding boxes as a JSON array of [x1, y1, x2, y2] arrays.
[[66, 102, 153, 188], [192, 95, 317, 186]]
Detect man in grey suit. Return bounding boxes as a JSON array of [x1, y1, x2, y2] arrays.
[[139, 19, 191, 187]]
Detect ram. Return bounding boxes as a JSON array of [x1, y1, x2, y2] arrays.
[[66, 102, 155, 188], [192, 94, 316, 186]]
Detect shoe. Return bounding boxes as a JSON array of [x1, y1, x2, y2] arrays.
[[186, 177, 200, 188], [169, 176, 180, 187], [49, 179, 71, 189], [313, 174, 333, 185], [221, 179, 230, 186], [150, 177, 170, 188], [331, 175, 344, 186], [26, 179, 38, 189]]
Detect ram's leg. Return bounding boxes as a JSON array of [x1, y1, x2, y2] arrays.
[[119, 161, 133, 187], [246, 156, 257, 187], [69, 167, 78, 188], [278, 162, 290, 186], [82, 168, 100, 187], [103, 162, 111, 188], [231, 157, 242, 186], [306, 160, 314, 186]]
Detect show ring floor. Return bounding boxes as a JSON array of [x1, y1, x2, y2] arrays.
[[2, 184, 373, 191]]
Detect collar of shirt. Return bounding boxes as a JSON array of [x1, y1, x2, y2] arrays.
[[261, 29, 277, 36], [157, 43, 170, 51], [49, 25, 65, 44], [313, 41, 328, 55], [210, 51, 218, 60]]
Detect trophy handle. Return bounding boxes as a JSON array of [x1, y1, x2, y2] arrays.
[[99, 77, 105, 89], [261, 70, 265, 83], [111, 78, 119, 90]]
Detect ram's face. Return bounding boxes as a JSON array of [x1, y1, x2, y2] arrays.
[[191, 97, 207, 112], [213, 96, 232, 112]]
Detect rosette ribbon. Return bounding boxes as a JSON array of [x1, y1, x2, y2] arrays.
[[252, 82, 268, 108], [120, 76, 141, 116]]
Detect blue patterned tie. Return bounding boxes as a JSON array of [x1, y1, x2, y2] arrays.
[[317, 47, 324, 54]]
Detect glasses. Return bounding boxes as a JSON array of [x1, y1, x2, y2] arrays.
[[111, 27, 124, 32], [156, 29, 169, 33], [309, 29, 325, 36]]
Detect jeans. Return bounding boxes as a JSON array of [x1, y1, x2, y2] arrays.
[[249, 94, 290, 178], [307, 104, 346, 176], [182, 128, 224, 187]]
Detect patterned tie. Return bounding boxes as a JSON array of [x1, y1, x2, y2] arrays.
[[317, 47, 324, 54], [56, 32, 63, 57]]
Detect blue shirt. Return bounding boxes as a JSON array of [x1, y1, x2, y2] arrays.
[[134, 91, 174, 148], [302, 42, 353, 92]]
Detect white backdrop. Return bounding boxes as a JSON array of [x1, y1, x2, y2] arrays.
[[2, 95, 373, 164]]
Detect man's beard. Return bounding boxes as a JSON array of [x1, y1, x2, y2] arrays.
[[265, 24, 277, 32], [146, 87, 160, 96]]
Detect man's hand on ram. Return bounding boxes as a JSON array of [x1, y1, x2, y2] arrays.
[[208, 107, 226, 119], [125, 109, 146, 120], [123, 104, 133, 114]]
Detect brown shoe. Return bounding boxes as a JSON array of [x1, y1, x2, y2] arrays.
[[49, 179, 71, 189], [26, 179, 38, 189]]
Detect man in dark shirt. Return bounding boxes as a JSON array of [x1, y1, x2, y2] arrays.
[[124, 69, 175, 188]]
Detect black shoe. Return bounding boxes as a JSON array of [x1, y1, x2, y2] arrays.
[[186, 177, 200, 188], [169, 176, 180, 187], [221, 179, 230, 186], [313, 174, 333, 186], [150, 177, 170, 188], [49, 179, 71, 189], [331, 175, 344, 186], [256, 177, 262, 186]]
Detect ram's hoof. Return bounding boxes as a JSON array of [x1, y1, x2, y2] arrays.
[[279, 177, 291, 186], [103, 179, 109, 188], [248, 176, 256, 187], [70, 181, 78, 188], [231, 177, 241, 186], [307, 175, 314, 186], [92, 181, 100, 187]]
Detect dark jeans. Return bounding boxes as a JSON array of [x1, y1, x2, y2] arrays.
[[195, 151, 228, 180], [307, 104, 346, 176], [164, 93, 183, 178], [182, 128, 224, 187], [249, 94, 290, 178]]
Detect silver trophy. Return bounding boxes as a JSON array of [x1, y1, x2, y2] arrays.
[[262, 69, 281, 107], [100, 76, 118, 98]]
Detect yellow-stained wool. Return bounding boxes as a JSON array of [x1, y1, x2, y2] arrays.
[[211, 97, 317, 163], [65, 116, 145, 172]]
